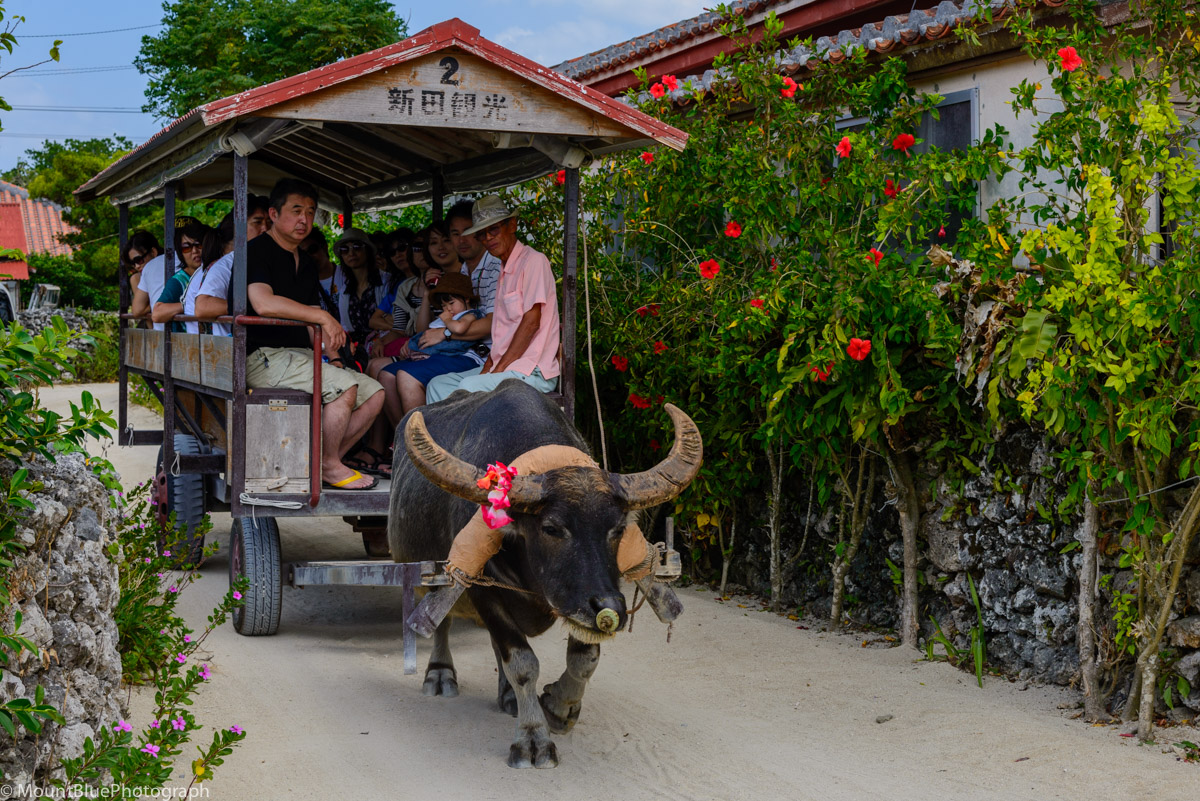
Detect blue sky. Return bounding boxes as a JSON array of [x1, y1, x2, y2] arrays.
[[0, 0, 705, 175]]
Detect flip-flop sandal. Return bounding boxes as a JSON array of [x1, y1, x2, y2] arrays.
[[351, 446, 392, 478], [323, 469, 377, 491]]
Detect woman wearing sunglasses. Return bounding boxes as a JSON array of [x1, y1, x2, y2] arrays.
[[122, 231, 160, 306], [152, 220, 213, 332], [332, 227, 389, 366]]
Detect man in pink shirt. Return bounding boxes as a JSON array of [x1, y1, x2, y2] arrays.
[[426, 195, 559, 403]]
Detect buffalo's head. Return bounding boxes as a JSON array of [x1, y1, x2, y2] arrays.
[[404, 404, 702, 641]]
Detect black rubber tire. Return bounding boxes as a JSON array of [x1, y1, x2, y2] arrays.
[[155, 434, 207, 566], [230, 516, 282, 636]]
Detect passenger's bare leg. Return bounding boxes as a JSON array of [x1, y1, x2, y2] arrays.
[[379, 371, 404, 426], [339, 389, 383, 458], [398, 371, 428, 415], [322, 388, 369, 487], [366, 356, 390, 380]]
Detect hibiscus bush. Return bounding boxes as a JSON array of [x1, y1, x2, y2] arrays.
[[978, 0, 1200, 735], [533, 10, 998, 637], [514, 0, 1200, 732]]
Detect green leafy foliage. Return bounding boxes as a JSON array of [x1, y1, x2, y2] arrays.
[[980, 0, 1200, 718], [135, 0, 407, 119]]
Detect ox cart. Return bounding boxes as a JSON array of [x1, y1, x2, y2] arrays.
[[77, 19, 687, 670]]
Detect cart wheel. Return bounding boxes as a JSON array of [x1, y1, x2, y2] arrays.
[[230, 516, 282, 636], [155, 434, 207, 566]]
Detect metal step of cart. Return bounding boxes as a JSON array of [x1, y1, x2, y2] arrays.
[[285, 559, 452, 674]]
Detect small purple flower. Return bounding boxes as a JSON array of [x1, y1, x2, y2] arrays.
[[230, 725, 243, 735], [143, 557, 152, 564], [172, 717, 186, 731], [168, 586, 178, 593], [175, 653, 186, 664], [159, 628, 167, 634], [199, 664, 211, 680], [149, 720, 161, 729], [156, 572, 164, 578], [163, 550, 171, 557], [183, 634, 191, 643], [232, 591, 242, 601], [140, 743, 160, 756], [113, 719, 133, 733]]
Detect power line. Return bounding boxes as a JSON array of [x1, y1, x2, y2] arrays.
[[8, 105, 146, 114], [20, 24, 162, 38], [6, 65, 138, 76], [0, 132, 149, 139]]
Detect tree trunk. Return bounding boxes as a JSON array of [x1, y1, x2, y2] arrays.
[[829, 451, 875, 626], [1076, 494, 1107, 721], [1125, 480, 1200, 728], [719, 508, 738, 597], [766, 439, 785, 613], [1137, 650, 1159, 742], [885, 448, 921, 649]]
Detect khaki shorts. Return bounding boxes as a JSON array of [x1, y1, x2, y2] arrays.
[[246, 347, 382, 410]]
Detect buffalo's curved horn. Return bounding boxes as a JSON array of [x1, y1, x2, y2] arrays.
[[403, 412, 545, 510], [614, 404, 703, 510]]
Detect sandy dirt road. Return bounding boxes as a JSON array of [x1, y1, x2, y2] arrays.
[[38, 382, 1200, 801]]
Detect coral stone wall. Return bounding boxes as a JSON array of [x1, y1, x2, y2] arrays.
[[0, 452, 124, 785]]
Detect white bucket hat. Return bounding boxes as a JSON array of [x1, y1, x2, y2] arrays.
[[463, 195, 517, 236]]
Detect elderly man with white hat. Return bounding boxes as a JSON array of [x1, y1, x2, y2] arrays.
[[425, 195, 560, 403]]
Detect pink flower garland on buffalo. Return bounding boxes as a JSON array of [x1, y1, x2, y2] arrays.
[[477, 462, 520, 529]]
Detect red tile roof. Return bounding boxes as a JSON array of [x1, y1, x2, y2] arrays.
[[0, 179, 78, 280]]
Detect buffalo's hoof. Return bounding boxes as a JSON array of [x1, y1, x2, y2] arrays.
[[497, 685, 518, 716], [539, 687, 581, 733], [422, 667, 459, 697], [508, 739, 559, 769]]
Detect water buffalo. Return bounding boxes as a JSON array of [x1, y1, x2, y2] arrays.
[[388, 379, 701, 768]]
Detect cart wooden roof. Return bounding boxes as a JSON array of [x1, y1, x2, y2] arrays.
[[75, 18, 688, 211]]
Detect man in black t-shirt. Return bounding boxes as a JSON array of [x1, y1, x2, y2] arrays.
[[243, 179, 384, 491]]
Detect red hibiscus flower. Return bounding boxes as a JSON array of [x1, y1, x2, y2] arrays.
[[867, 248, 884, 267], [650, 82, 666, 99], [653, 340, 668, 355], [612, 355, 629, 372], [749, 298, 765, 309], [636, 306, 648, 317], [662, 74, 679, 92], [655, 395, 664, 405], [555, 170, 566, 185], [698, 259, 720, 279], [938, 225, 946, 238], [811, 365, 831, 382], [649, 439, 661, 451], [780, 76, 798, 98], [847, 338, 872, 361], [648, 303, 660, 316], [836, 136, 852, 158], [725, 220, 742, 238], [884, 179, 898, 199], [629, 393, 652, 409], [337, 214, 344, 227], [892, 133, 916, 155], [770, 257, 778, 272], [1058, 46, 1083, 72], [640, 151, 655, 164]]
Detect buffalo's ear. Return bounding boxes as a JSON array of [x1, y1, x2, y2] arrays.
[[613, 404, 703, 510]]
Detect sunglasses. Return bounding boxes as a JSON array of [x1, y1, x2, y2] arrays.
[[336, 242, 367, 254], [128, 252, 150, 266], [474, 223, 505, 241], [179, 241, 202, 252]]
